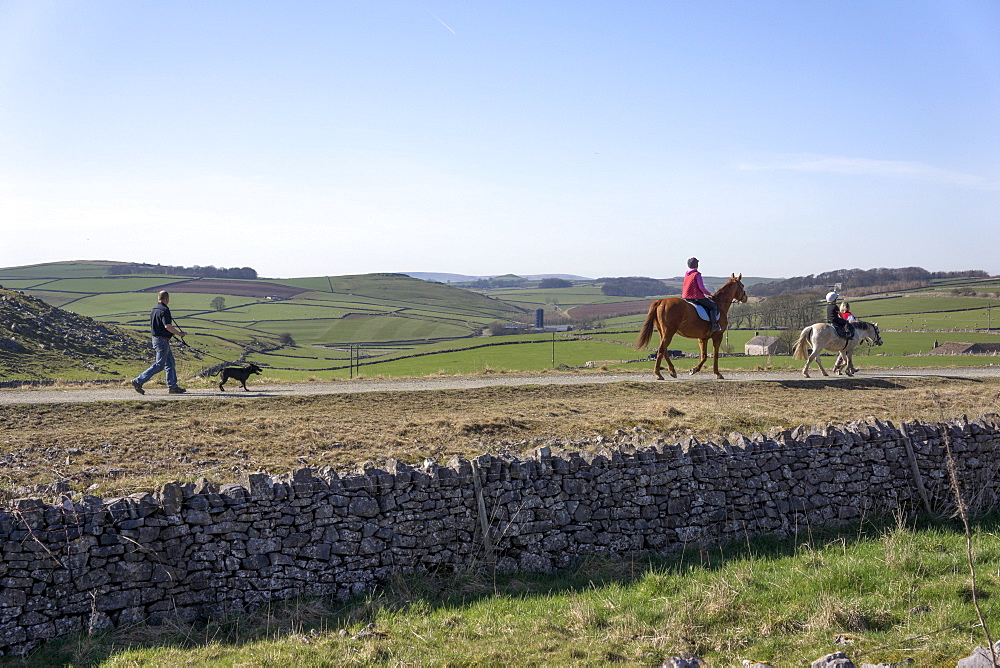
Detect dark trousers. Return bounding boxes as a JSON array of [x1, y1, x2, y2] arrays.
[[691, 298, 718, 323]]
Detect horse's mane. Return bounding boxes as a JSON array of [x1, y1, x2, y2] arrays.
[[854, 320, 875, 331], [711, 275, 741, 298]]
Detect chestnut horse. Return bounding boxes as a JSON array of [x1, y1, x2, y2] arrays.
[[635, 274, 747, 380]]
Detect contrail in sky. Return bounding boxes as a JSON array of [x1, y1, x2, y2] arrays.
[[424, 7, 456, 34]]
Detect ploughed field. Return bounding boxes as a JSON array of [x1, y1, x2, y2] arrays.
[[2, 375, 998, 500]]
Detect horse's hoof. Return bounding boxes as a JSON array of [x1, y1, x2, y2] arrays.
[[655, 375, 665, 381], [670, 372, 677, 378]]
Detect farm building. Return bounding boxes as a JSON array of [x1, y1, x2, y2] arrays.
[[745, 335, 789, 356], [930, 342, 1000, 355]]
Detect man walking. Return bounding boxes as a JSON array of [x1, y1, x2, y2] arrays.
[[131, 291, 187, 394]]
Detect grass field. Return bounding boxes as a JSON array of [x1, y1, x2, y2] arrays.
[[2, 261, 1000, 383]]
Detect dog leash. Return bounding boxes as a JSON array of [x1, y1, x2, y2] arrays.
[[174, 339, 259, 382], [174, 336, 235, 364]]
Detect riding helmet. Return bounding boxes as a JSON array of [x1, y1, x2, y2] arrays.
[[826, 291, 839, 303]]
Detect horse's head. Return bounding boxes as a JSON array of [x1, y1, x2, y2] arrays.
[[870, 322, 882, 346], [728, 273, 748, 304], [859, 321, 883, 346]]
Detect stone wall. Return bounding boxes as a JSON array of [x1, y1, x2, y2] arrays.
[[1, 416, 998, 655]]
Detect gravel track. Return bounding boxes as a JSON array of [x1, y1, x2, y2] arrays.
[[2, 366, 999, 405]]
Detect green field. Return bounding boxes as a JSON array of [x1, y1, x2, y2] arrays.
[[2, 261, 999, 382], [487, 285, 641, 309], [0, 260, 127, 279]]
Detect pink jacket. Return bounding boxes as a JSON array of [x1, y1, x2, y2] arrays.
[[682, 269, 709, 299]]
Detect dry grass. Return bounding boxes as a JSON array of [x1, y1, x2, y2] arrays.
[[1, 376, 999, 497]]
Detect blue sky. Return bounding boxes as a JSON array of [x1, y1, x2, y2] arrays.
[[1, 1, 998, 280]]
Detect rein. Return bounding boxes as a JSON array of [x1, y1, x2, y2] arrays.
[[854, 321, 880, 351], [710, 277, 748, 310]]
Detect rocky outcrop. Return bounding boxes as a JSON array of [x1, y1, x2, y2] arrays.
[[0, 289, 149, 376]]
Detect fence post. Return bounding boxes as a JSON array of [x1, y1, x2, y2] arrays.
[[470, 460, 496, 569], [901, 425, 933, 514]]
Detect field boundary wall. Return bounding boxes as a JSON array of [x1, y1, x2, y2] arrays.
[[1, 416, 998, 654]]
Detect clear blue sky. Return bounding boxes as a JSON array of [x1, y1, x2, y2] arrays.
[[1, 1, 998, 279]]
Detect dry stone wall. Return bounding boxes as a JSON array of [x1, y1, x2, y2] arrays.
[[1, 416, 998, 655]]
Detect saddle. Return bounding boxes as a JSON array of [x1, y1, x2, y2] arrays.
[[833, 323, 856, 340], [683, 299, 712, 323]]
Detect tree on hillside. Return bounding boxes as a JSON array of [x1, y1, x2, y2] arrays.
[[210, 296, 226, 311], [747, 266, 990, 298], [109, 263, 259, 279], [729, 293, 818, 330], [470, 275, 528, 289], [538, 278, 573, 289], [487, 321, 512, 336], [600, 277, 674, 298]]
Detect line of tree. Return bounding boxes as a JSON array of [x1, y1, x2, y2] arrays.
[[109, 263, 259, 280], [728, 293, 820, 331], [599, 277, 677, 298], [749, 267, 989, 298], [538, 278, 573, 289], [466, 275, 528, 289]]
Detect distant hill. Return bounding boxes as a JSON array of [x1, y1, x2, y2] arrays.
[[403, 272, 593, 284], [0, 261, 526, 352], [748, 267, 991, 297], [0, 287, 150, 381], [659, 275, 781, 292]]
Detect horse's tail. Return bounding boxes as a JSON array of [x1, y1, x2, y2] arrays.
[[793, 326, 812, 360], [635, 302, 659, 349]]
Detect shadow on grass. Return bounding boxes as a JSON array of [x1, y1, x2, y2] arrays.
[[13, 511, 1000, 667], [774, 378, 909, 390], [773, 376, 988, 391]]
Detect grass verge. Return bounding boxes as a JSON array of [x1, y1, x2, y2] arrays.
[[13, 514, 1000, 666], [2, 376, 999, 497]]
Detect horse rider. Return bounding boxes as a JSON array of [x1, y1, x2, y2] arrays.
[[840, 301, 856, 324], [683, 257, 721, 332], [826, 291, 854, 340], [835, 300, 858, 372]]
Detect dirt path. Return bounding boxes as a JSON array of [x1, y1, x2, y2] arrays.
[[3, 366, 1000, 405]]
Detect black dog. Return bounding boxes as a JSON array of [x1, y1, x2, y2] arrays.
[[218, 363, 262, 392]]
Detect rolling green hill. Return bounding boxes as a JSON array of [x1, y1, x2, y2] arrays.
[[1, 261, 998, 382], [0, 261, 528, 381], [0, 262, 525, 345]]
